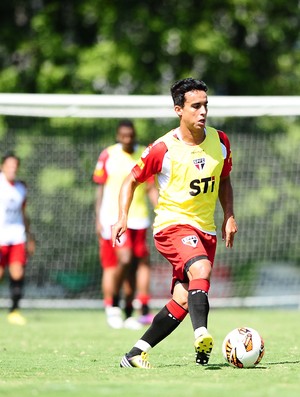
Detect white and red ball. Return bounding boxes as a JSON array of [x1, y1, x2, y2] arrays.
[[222, 327, 265, 368]]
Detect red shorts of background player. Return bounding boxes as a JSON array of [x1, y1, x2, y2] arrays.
[[154, 224, 217, 293], [99, 228, 149, 269], [0, 243, 27, 268]]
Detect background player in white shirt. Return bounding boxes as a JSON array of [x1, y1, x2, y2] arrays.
[[0, 152, 35, 325]]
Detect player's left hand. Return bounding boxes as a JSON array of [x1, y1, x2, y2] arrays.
[[222, 216, 238, 248], [26, 233, 36, 256]]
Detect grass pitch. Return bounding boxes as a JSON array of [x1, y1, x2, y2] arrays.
[[0, 308, 299, 397]]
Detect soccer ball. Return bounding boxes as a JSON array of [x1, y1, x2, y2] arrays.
[[222, 327, 265, 368]]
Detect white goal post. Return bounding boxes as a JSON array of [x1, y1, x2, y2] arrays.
[[0, 93, 300, 118]]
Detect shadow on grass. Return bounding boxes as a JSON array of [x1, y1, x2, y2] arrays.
[[265, 360, 300, 366], [204, 363, 228, 370], [157, 363, 226, 369], [155, 360, 300, 370], [205, 360, 300, 370], [206, 363, 268, 370]]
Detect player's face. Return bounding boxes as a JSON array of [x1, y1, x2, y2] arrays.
[[175, 90, 208, 133], [117, 126, 136, 153], [1, 157, 19, 182]]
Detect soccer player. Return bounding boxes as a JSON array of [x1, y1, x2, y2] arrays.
[[93, 120, 158, 329], [0, 152, 35, 325], [112, 78, 238, 368]]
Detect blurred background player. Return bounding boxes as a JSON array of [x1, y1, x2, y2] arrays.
[[0, 152, 35, 325], [93, 120, 158, 329]]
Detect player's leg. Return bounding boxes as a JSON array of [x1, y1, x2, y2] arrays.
[[9, 262, 25, 310], [114, 229, 133, 307], [102, 267, 125, 329], [0, 262, 5, 297], [122, 267, 142, 330], [0, 251, 5, 280], [122, 269, 135, 319], [100, 238, 123, 329], [131, 229, 153, 324], [101, 267, 115, 307], [120, 281, 188, 368], [120, 227, 189, 368], [8, 262, 26, 325], [185, 230, 217, 365], [6, 243, 27, 325], [187, 258, 214, 365], [115, 230, 142, 329], [135, 257, 153, 324], [157, 225, 216, 365]]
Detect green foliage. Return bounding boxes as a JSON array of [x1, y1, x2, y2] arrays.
[[0, 309, 299, 397], [38, 167, 76, 195], [0, 1, 299, 95], [0, 117, 7, 139]]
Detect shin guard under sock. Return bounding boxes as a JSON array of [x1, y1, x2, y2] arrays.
[[188, 278, 210, 331]]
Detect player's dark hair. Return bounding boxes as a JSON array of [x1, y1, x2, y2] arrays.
[[117, 119, 135, 131], [170, 78, 208, 107], [1, 151, 20, 165]]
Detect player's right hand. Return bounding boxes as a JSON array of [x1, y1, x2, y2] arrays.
[[111, 222, 126, 247]]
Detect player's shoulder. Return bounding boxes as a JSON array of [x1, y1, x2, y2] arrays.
[[97, 144, 118, 161], [133, 138, 168, 175], [106, 143, 120, 154], [16, 179, 27, 187], [216, 129, 230, 145], [206, 126, 229, 141], [215, 129, 231, 160], [156, 129, 176, 143], [18, 179, 26, 185], [143, 139, 168, 159], [148, 130, 176, 152], [15, 180, 27, 193]]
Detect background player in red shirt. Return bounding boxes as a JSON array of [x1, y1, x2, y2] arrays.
[[112, 78, 238, 368]]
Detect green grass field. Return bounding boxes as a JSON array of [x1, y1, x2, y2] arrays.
[[0, 308, 299, 397]]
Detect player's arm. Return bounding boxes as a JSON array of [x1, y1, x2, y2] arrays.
[[112, 173, 140, 247], [218, 175, 238, 248], [146, 178, 158, 208], [93, 149, 109, 238], [22, 204, 36, 256]]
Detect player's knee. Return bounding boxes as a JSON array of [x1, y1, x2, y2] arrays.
[[117, 252, 133, 268], [9, 264, 24, 281], [179, 299, 188, 311], [172, 288, 188, 310], [188, 260, 212, 280]]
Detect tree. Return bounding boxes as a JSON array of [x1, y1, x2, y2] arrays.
[[0, 0, 299, 95]]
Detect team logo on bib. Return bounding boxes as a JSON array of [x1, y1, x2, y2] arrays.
[[193, 158, 205, 171], [182, 235, 198, 248]]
